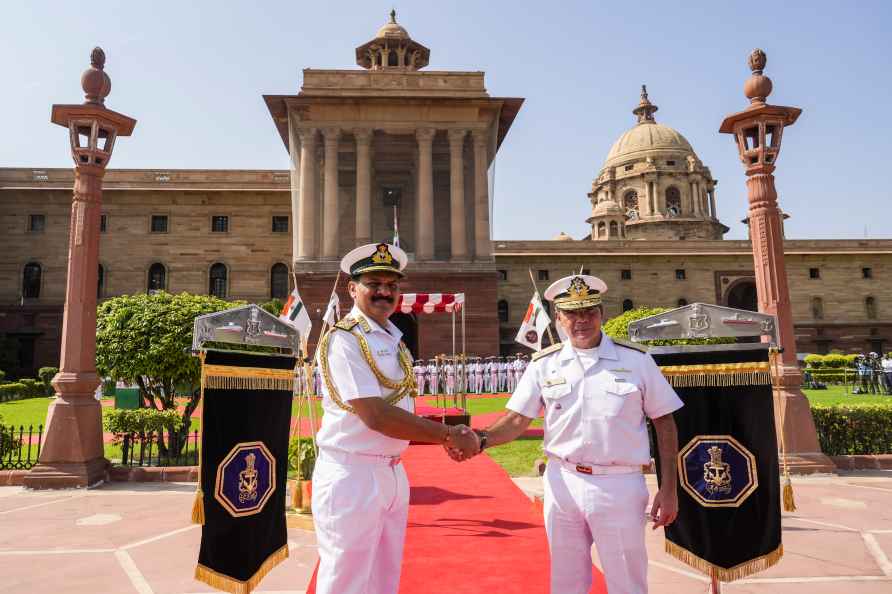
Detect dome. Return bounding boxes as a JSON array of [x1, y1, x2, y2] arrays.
[[552, 231, 573, 241], [376, 10, 409, 39], [592, 199, 624, 217], [604, 122, 695, 166]]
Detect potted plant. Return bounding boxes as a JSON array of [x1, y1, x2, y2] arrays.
[[289, 437, 316, 513]]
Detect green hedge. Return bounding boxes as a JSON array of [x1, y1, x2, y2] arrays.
[[0, 380, 48, 402], [103, 408, 183, 437], [288, 437, 316, 480], [812, 405, 892, 455]]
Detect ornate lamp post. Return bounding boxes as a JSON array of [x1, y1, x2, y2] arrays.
[[719, 49, 833, 473], [24, 48, 136, 489]]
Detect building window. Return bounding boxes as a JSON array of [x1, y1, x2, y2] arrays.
[[675, 269, 686, 280], [621, 269, 632, 280], [151, 215, 168, 233], [597, 221, 606, 238], [147, 263, 166, 293], [537, 270, 549, 282], [209, 263, 228, 298], [609, 221, 619, 237], [811, 296, 824, 320], [100, 214, 108, 233], [666, 160, 676, 166], [497, 269, 508, 281], [28, 214, 45, 233], [809, 267, 820, 279], [624, 164, 634, 172], [211, 216, 229, 233], [866, 296, 877, 320], [270, 263, 289, 299], [497, 300, 509, 323], [677, 298, 688, 307], [622, 299, 634, 312], [623, 190, 639, 220], [666, 187, 682, 217], [98, 264, 105, 299], [863, 267, 873, 279], [272, 216, 289, 233], [581, 268, 591, 275], [22, 263, 41, 299]]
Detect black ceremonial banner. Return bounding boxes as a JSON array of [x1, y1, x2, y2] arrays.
[[193, 351, 294, 594], [651, 345, 782, 581]]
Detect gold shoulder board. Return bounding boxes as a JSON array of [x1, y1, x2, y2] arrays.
[[335, 317, 359, 331], [613, 338, 648, 353], [532, 342, 563, 361]]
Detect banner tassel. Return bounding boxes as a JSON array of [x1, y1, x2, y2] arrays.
[[191, 488, 205, 525], [782, 474, 797, 512]]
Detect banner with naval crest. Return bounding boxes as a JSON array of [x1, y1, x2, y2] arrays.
[[650, 344, 782, 582], [194, 350, 294, 594]]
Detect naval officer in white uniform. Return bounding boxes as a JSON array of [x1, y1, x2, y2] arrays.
[[312, 242, 479, 594], [450, 274, 682, 594]]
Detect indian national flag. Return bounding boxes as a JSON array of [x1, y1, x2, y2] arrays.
[[514, 292, 551, 351], [279, 288, 312, 339]]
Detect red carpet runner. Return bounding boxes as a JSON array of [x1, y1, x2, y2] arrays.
[[305, 444, 606, 593]]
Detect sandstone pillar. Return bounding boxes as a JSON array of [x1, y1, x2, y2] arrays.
[[322, 127, 341, 259], [472, 130, 491, 259], [25, 48, 136, 489], [297, 128, 318, 260], [720, 48, 834, 473], [415, 127, 435, 260], [709, 188, 717, 219], [287, 115, 301, 260], [448, 129, 468, 260], [354, 129, 373, 246]]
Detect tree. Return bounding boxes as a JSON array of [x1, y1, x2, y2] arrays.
[[602, 306, 733, 346], [96, 291, 243, 456]]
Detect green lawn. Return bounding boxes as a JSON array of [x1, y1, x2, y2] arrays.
[[802, 385, 892, 406], [0, 397, 55, 428]]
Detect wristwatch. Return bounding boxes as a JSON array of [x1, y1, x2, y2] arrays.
[[476, 430, 489, 451]]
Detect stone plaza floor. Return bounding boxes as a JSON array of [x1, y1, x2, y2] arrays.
[[0, 471, 890, 593]]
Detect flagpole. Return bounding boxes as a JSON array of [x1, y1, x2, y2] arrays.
[[528, 268, 556, 345]]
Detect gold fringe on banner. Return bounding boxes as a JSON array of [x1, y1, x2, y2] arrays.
[[665, 540, 783, 582], [191, 488, 205, 525], [658, 362, 772, 388], [192, 352, 207, 525], [202, 364, 295, 392], [194, 544, 289, 594]]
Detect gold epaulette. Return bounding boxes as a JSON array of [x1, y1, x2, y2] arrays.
[[334, 317, 359, 331], [532, 342, 563, 361], [613, 338, 648, 353]]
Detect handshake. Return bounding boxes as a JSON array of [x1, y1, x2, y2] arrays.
[[442, 425, 481, 462]]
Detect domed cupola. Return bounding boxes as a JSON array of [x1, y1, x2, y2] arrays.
[[587, 86, 729, 241], [355, 10, 430, 71]]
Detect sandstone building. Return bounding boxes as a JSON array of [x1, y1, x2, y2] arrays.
[[1, 13, 890, 377]]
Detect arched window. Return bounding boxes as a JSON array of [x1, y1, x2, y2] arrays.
[[98, 264, 105, 299], [497, 300, 509, 323], [209, 263, 228, 299], [597, 221, 606, 238], [666, 187, 682, 217], [623, 190, 639, 220], [609, 221, 619, 237], [811, 297, 824, 320], [22, 262, 41, 299], [622, 299, 634, 312], [148, 263, 166, 293], [866, 296, 877, 320], [270, 263, 289, 299], [677, 298, 688, 307]]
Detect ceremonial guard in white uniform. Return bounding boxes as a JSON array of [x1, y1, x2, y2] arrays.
[[413, 361, 426, 395], [444, 361, 456, 395], [425, 360, 437, 394], [312, 243, 479, 594], [498, 358, 508, 392], [449, 275, 682, 594], [473, 359, 485, 394]]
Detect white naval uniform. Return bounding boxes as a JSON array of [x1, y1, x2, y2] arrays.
[[427, 363, 438, 394], [506, 333, 682, 594], [312, 306, 415, 594], [414, 363, 425, 395]]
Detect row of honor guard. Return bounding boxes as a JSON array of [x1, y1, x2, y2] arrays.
[[411, 356, 530, 394]]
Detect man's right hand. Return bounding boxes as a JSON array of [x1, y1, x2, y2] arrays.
[[445, 425, 479, 460]]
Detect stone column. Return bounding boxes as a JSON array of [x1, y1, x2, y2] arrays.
[[644, 176, 655, 216], [709, 188, 717, 219], [25, 48, 136, 489], [448, 129, 468, 260], [354, 129, 373, 246], [472, 130, 491, 259], [296, 128, 318, 260], [322, 127, 341, 259], [415, 127, 435, 260]]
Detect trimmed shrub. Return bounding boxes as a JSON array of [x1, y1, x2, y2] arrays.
[[821, 354, 847, 369], [812, 405, 892, 455], [260, 298, 285, 318], [602, 307, 734, 346], [38, 367, 58, 395], [843, 354, 859, 368], [804, 354, 824, 369], [0, 370, 6, 383], [288, 437, 316, 480], [0, 382, 29, 402], [103, 408, 184, 440], [0, 414, 20, 460]]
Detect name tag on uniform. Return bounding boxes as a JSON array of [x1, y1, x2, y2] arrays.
[[544, 377, 566, 387], [377, 349, 392, 356], [610, 368, 631, 373]]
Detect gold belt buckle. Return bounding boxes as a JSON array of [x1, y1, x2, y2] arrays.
[[575, 464, 593, 475]]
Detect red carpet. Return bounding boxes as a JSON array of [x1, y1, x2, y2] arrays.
[[305, 444, 606, 593]]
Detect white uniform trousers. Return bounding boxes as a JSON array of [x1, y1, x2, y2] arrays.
[[543, 462, 649, 594], [312, 449, 410, 594]]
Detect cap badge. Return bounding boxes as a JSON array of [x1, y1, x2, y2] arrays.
[[567, 276, 590, 299], [371, 243, 394, 265]]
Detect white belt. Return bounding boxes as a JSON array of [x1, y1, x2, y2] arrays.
[[555, 458, 641, 476], [320, 448, 402, 467]]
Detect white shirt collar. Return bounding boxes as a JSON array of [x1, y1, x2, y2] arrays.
[[558, 332, 618, 364], [349, 305, 404, 341]]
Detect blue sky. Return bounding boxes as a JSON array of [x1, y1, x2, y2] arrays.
[[2, 1, 890, 241]]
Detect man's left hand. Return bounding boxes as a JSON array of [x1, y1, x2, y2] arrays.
[[650, 487, 678, 530]]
